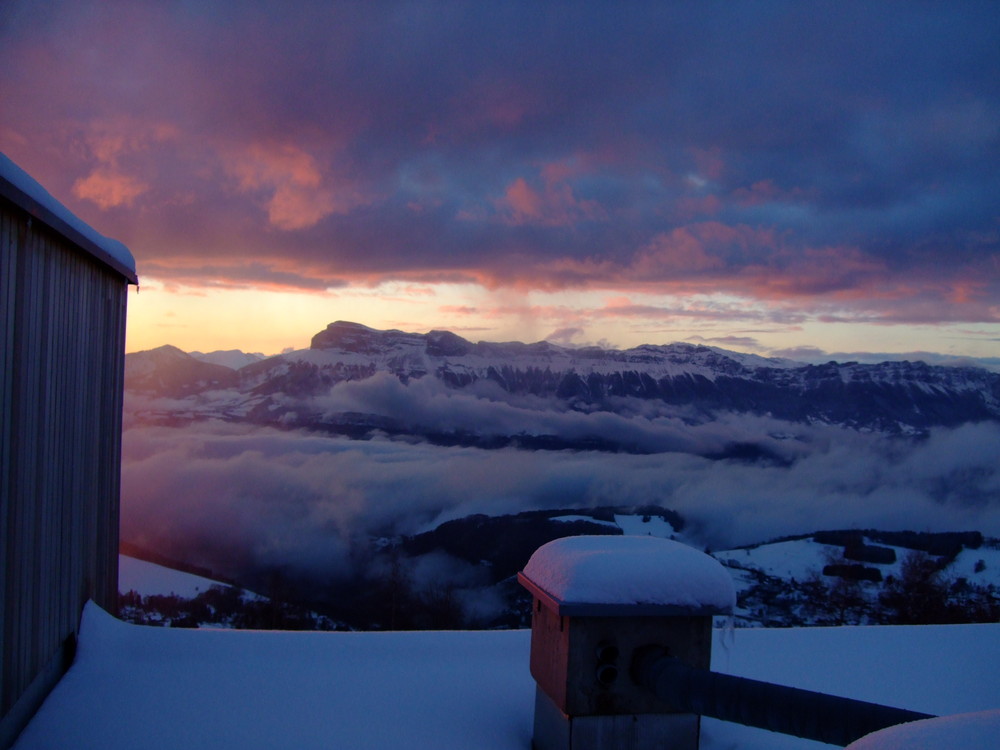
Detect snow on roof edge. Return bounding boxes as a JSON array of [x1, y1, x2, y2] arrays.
[[0, 152, 138, 283]]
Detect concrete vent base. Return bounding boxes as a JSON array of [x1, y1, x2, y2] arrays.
[[532, 688, 700, 750]]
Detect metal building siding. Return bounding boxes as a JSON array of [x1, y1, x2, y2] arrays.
[[1, 194, 128, 746]]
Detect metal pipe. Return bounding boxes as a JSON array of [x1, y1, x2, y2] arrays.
[[631, 647, 934, 746]]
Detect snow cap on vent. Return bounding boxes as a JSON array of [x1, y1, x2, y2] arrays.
[[520, 535, 735, 616]]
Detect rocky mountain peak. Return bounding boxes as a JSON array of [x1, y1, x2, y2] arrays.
[[425, 329, 473, 357], [311, 321, 384, 352]]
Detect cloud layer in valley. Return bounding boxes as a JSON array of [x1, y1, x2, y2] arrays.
[[120, 416, 1000, 587]]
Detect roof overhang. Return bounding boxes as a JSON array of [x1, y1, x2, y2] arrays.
[[0, 154, 139, 285]]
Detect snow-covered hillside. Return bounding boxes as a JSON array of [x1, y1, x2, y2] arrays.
[[552, 512, 678, 538], [119, 554, 232, 599], [118, 521, 999, 632], [713, 532, 1000, 626], [117, 555, 343, 630], [714, 537, 1000, 588]]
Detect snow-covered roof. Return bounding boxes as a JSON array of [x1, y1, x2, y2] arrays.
[[520, 535, 736, 615], [0, 152, 137, 283], [13, 603, 1000, 750]]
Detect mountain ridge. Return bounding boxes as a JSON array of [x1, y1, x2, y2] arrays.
[[125, 321, 1000, 439]]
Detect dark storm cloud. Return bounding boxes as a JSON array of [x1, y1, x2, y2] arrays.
[[2, 1, 998, 321]]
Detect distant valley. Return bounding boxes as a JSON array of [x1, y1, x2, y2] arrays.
[[118, 321, 1000, 629]]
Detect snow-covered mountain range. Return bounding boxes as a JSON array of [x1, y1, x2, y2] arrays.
[[125, 320, 1000, 444]]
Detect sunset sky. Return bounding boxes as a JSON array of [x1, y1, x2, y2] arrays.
[[2, 1, 998, 364]]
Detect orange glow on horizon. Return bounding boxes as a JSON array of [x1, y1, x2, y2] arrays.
[[125, 278, 1000, 366]]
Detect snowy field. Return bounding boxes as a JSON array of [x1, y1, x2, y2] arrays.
[[713, 537, 1000, 589], [118, 555, 231, 599], [713, 538, 835, 581], [13, 602, 999, 750]]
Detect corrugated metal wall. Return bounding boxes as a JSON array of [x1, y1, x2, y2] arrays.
[[1, 194, 128, 747]]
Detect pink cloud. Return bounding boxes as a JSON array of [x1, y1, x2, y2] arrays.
[[625, 222, 780, 282], [138, 258, 347, 292], [539, 156, 598, 184], [229, 144, 324, 192], [630, 226, 726, 276], [83, 120, 179, 163], [495, 170, 605, 227], [738, 245, 888, 299], [394, 285, 438, 297], [223, 143, 368, 230], [72, 168, 149, 209], [599, 297, 771, 323], [502, 178, 543, 220], [733, 179, 779, 206], [438, 305, 480, 316], [68, 117, 178, 209]]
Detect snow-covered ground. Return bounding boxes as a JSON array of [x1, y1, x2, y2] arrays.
[[844, 709, 1000, 750], [615, 512, 678, 538], [13, 602, 999, 750], [713, 538, 834, 581], [710, 535, 1000, 627], [950, 546, 1000, 584], [118, 555, 232, 599]]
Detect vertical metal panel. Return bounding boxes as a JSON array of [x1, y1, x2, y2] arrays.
[[0, 206, 16, 723], [1, 194, 129, 747]]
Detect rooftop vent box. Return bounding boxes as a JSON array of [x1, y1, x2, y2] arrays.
[[518, 536, 734, 750]]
